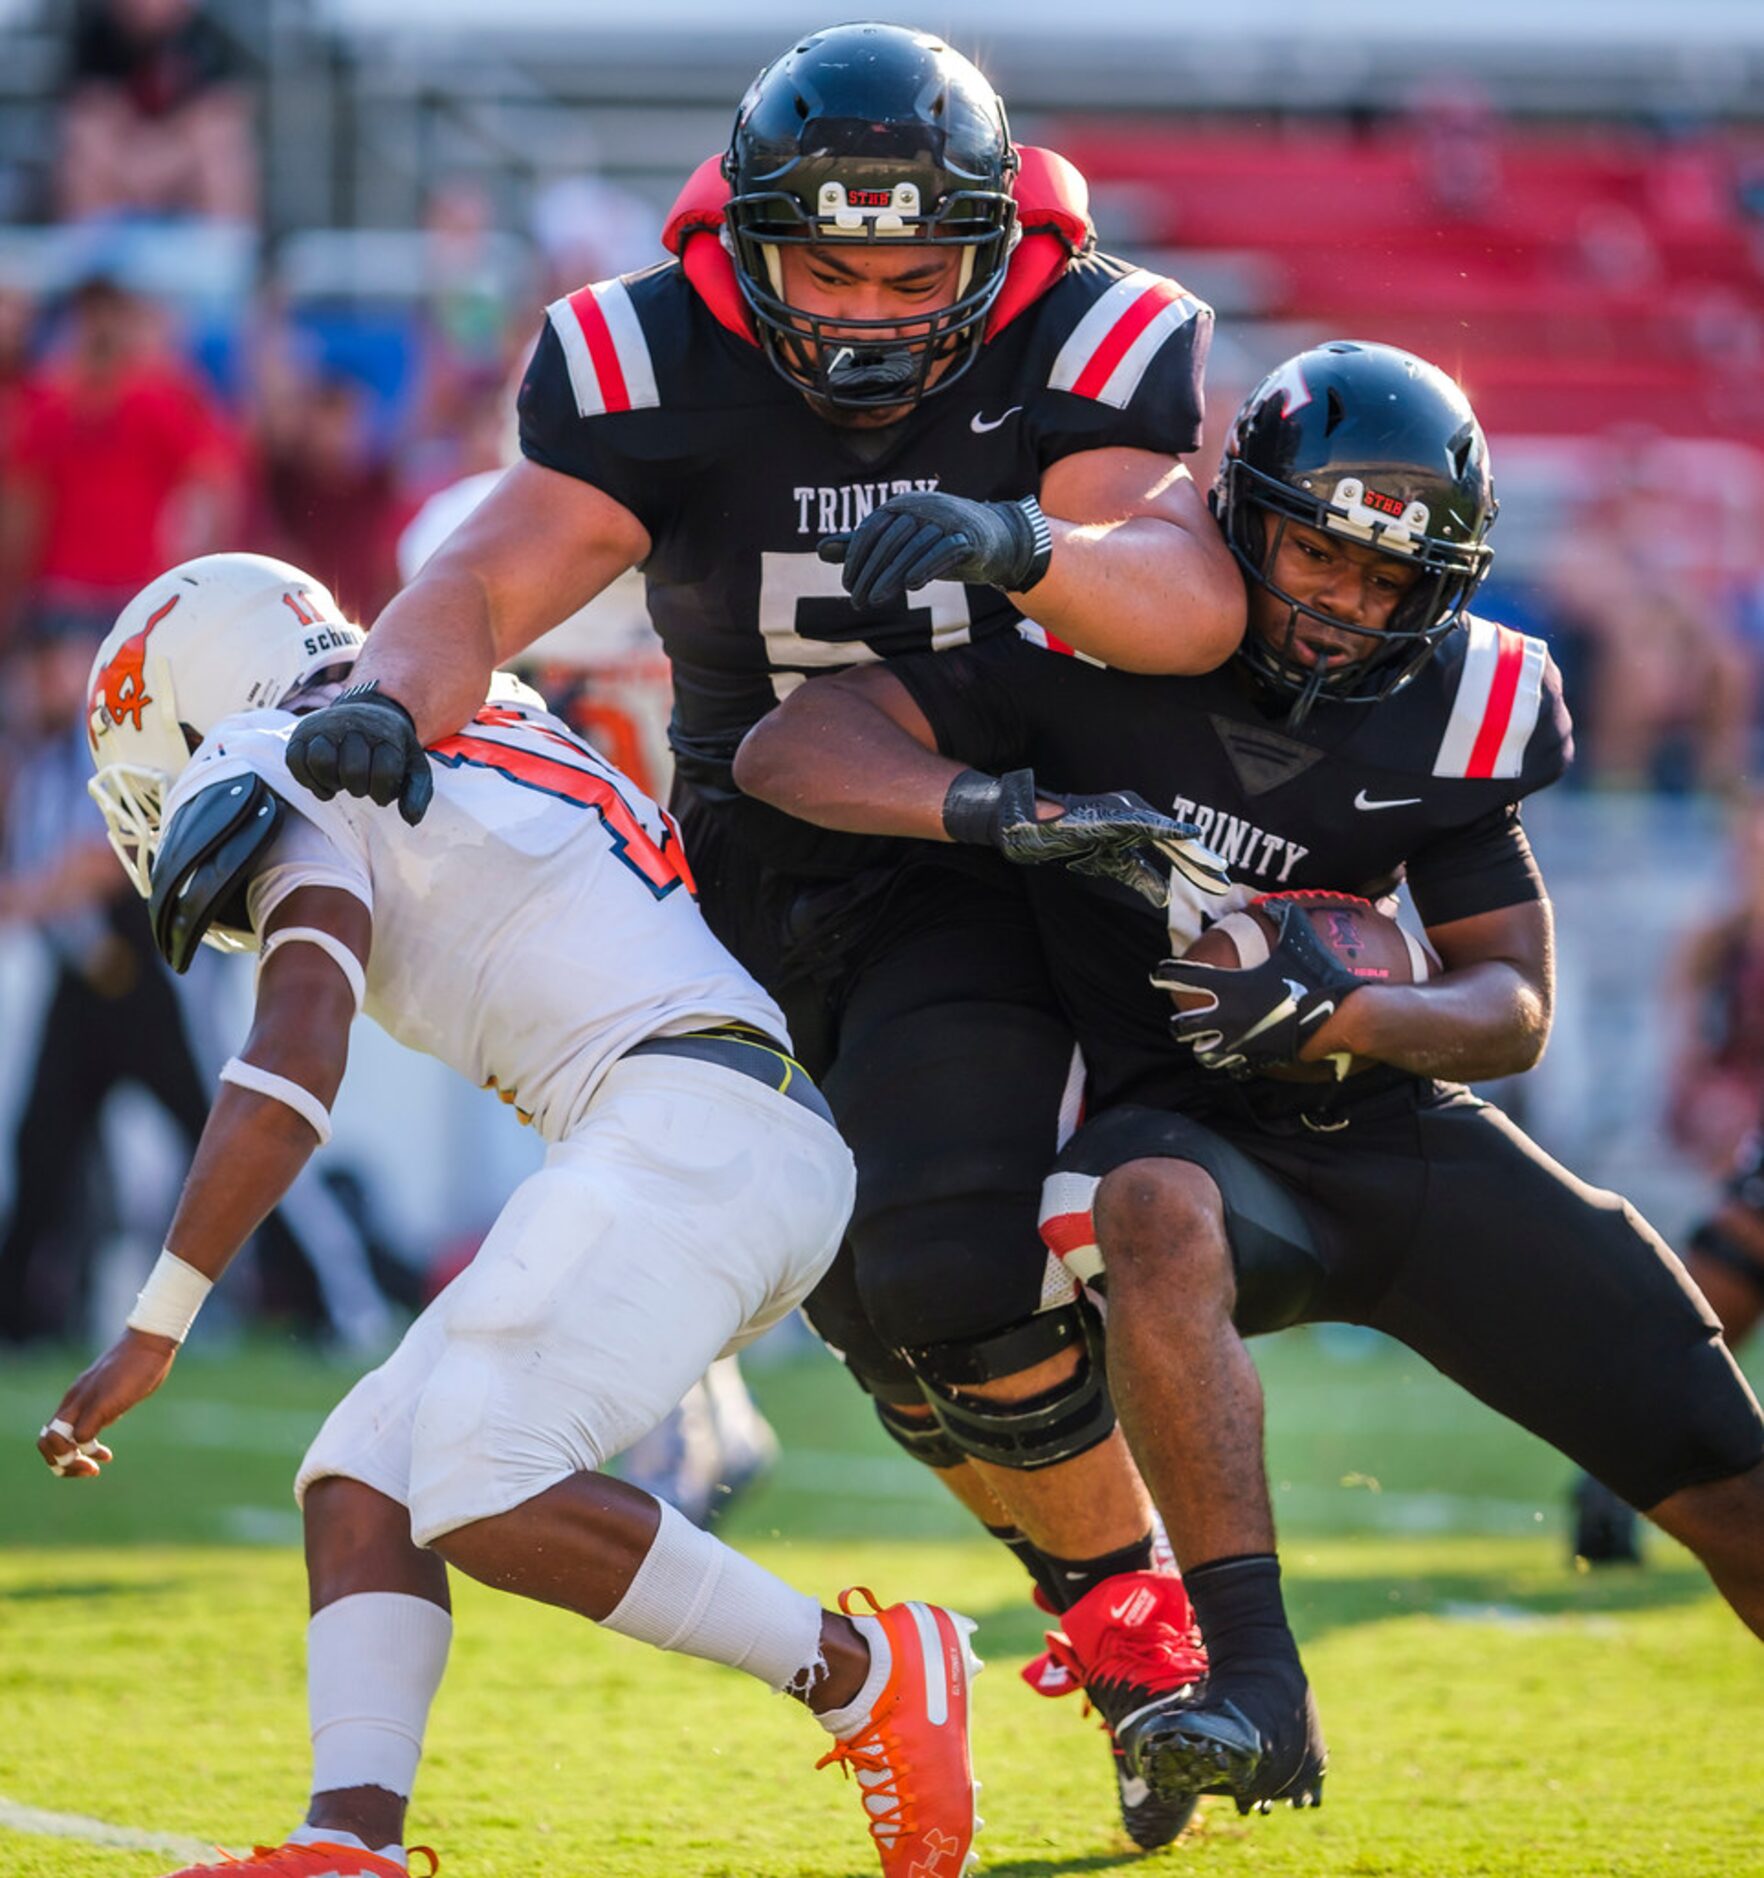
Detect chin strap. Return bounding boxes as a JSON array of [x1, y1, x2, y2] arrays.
[[1284, 654, 1334, 730]]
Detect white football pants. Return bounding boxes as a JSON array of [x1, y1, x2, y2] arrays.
[[296, 1054, 853, 1545]]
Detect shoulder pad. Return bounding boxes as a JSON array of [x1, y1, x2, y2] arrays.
[[662, 155, 756, 345], [661, 144, 1096, 347], [148, 771, 283, 974], [1429, 616, 1560, 783], [987, 147, 1093, 340]]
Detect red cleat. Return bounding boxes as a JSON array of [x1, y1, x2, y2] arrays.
[[817, 1586, 983, 1878], [160, 1844, 437, 1877], [1039, 1571, 1209, 1851]]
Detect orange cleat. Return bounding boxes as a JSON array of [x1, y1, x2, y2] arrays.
[[160, 1844, 437, 1877], [817, 1587, 983, 1878]]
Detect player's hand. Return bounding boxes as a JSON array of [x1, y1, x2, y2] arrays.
[[37, 1330, 178, 1479], [818, 492, 1052, 609], [287, 682, 433, 826], [943, 767, 1227, 908], [1153, 898, 1363, 1075]]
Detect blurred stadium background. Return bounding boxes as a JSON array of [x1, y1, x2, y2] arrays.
[[0, 0, 1762, 1362]]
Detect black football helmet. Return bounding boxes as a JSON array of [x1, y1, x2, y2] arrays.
[[1213, 340, 1497, 725], [723, 22, 1019, 410]]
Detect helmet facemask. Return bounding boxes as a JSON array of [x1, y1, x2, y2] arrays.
[[726, 180, 1018, 408], [1221, 459, 1494, 728], [88, 760, 171, 898]]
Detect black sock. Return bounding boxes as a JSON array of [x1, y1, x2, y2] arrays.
[[1039, 1531, 1158, 1612], [986, 1523, 1073, 1613], [1183, 1553, 1301, 1680]]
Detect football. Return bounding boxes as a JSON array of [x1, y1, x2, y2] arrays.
[[1172, 891, 1440, 1081]]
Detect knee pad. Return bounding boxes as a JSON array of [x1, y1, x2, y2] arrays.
[[905, 1300, 1116, 1472], [873, 1393, 965, 1470]]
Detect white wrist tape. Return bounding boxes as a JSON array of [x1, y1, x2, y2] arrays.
[[258, 925, 366, 1015], [125, 1248, 213, 1343], [220, 1055, 333, 1146]]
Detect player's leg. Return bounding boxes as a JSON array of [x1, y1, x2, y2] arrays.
[[399, 1050, 980, 1878], [818, 866, 1204, 1847], [272, 1298, 461, 1869], [1043, 1105, 1333, 1816], [0, 965, 101, 1339], [1363, 1095, 1764, 1636], [152, 1299, 464, 1875], [821, 864, 1155, 1574]]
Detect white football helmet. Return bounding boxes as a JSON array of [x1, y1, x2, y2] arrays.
[[86, 552, 364, 895]]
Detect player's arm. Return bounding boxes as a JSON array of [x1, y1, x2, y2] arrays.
[[819, 447, 1243, 678], [285, 461, 649, 824], [1016, 446, 1244, 674], [1300, 898, 1554, 1082], [736, 665, 963, 840], [352, 460, 649, 742], [36, 885, 368, 1479], [736, 662, 1225, 906]]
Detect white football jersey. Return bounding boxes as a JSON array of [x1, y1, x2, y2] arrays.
[[161, 691, 789, 1142]]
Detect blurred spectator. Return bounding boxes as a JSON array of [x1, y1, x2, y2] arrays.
[[1665, 794, 1764, 1175], [403, 181, 536, 488], [0, 286, 36, 461], [1540, 439, 1753, 792], [1408, 76, 1502, 223], [255, 370, 407, 623], [56, 0, 256, 223], [529, 171, 660, 302], [0, 276, 240, 646]]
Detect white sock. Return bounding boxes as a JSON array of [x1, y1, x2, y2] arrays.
[[287, 1824, 404, 1864], [600, 1498, 825, 1694], [813, 1613, 891, 1738], [308, 1592, 452, 1803]]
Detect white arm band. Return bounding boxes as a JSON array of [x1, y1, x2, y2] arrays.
[[219, 1055, 333, 1146], [125, 1249, 213, 1343], [258, 926, 367, 1015]]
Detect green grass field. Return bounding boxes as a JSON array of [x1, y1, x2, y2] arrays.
[[2, 1332, 1762, 1878]]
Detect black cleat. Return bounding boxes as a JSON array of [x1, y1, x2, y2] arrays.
[[1571, 1472, 1642, 1566], [1037, 1572, 1209, 1850], [1119, 1679, 1326, 1817]]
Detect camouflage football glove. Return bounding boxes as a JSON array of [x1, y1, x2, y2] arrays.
[[942, 767, 1228, 908], [819, 491, 1053, 610], [287, 681, 433, 827], [1152, 898, 1362, 1076]]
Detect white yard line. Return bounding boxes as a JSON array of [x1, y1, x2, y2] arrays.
[[0, 1794, 211, 1859]]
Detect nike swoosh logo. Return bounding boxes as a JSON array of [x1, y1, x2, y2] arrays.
[[1235, 995, 1298, 1048], [970, 405, 1023, 433], [1354, 789, 1423, 811]]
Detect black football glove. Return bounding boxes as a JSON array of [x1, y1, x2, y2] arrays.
[[1152, 897, 1362, 1077], [942, 767, 1229, 908], [286, 681, 433, 827], [818, 491, 1053, 610]]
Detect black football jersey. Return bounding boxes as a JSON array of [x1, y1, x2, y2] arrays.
[[517, 251, 1213, 797], [890, 619, 1574, 1114]]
